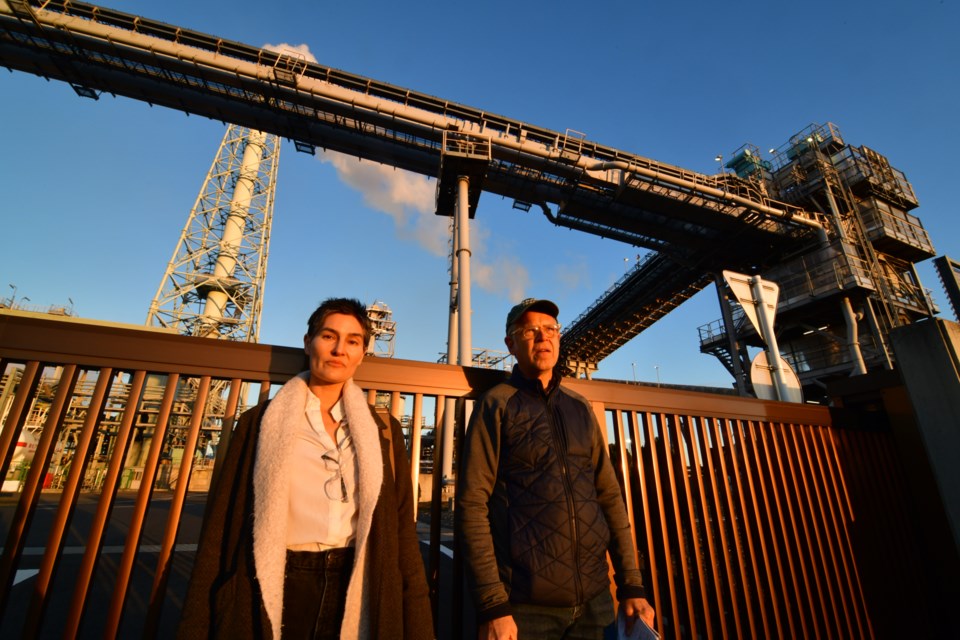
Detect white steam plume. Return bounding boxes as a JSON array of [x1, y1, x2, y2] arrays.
[[262, 43, 318, 63], [321, 150, 529, 299], [256, 43, 533, 302]]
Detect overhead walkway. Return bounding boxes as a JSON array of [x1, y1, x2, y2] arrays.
[[561, 253, 715, 376]]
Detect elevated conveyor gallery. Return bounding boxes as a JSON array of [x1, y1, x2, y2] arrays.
[[0, 0, 828, 374]]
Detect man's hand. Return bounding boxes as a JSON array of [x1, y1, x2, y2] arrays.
[[620, 597, 655, 634], [478, 615, 518, 640]]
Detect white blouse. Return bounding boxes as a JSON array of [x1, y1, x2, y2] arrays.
[[285, 393, 359, 548]]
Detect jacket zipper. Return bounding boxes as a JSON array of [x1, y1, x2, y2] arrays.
[[547, 395, 583, 604]]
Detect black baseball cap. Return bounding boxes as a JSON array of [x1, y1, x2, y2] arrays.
[[505, 298, 560, 333]]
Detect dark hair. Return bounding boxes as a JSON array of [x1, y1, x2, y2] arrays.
[[305, 298, 371, 342]]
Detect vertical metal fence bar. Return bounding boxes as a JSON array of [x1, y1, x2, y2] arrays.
[[629, 410, 663, 636], [769, 420, 808, 636], [840, 428, 908, 637], [743, 419, 792, 637], [428, 394, 445, 637], [762, 422, 811, 640], [844, 430, 876, 640], [612, 410, 638, 565], [725, 418, 771, 638], [818, 427, 871, 638], [0, 363, 78, 614], [868, 428, 917, 558], [696, 417, 739, 640], [737, 418, 784, 637], [207, 377, 244, 498], [0, 360, 41, 484], [856, 428, 915, 582], [824, 428, 856, 522], [410, 393, 423, 520], [792, 426, 842, 637], [833, 430, 875, 537], [808, 426, 860, 639], [779, 423, 828, 638], [643, 412, 679, 638], [255, 380, 271, 404], [452, 398, 467, 640], [104, 373, 181, 638], [668, 413, 700, 639], [389, 391, 402, 424], [708, 417, 757, 639], [685, 417, 726, 640], [817, 425, 858, 638], [873, 423, 929, 611], [61, 369, 146, 638], [143, 375, 212, 639], [23, 366, 115, 637], [806, 425, 855, 638], [675, 415, 712, 640], [655, 412, 696, 639]]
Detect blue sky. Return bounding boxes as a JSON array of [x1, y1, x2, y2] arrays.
[[2, 0, 958, 388]]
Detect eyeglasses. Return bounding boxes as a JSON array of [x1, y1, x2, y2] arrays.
[[510, 323, 562, 340], [321, 451, 348, 503]]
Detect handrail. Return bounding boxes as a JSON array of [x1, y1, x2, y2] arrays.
[[1, 311, 919, 639]]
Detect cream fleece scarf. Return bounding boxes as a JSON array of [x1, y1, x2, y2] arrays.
[[252, 373, 384, 640]]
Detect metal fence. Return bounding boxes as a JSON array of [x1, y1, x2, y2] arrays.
[[0, 311, 935, 638]]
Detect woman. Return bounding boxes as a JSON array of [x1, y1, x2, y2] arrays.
[[179, 298, 433, 639]]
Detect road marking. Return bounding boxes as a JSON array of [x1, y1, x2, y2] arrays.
[[419, 539, 453, 558], [14, 569, 39, 585], [13, 542, 456, 558], [12, 542, 452, 561], [11, 544, 199, 556]]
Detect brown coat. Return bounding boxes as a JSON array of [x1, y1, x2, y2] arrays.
[[178, 375, 433, 639]]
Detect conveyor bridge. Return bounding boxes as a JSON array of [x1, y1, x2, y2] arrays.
[[0, 0, 826, 372]]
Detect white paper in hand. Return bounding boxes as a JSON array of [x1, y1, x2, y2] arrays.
[[617, 609, 660, 640]]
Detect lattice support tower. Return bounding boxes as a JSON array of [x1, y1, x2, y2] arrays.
[[146, 125, 278, 342]]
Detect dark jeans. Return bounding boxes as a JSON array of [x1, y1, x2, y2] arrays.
[[513, 589, 616, 640], [281, 547, 355, 639]]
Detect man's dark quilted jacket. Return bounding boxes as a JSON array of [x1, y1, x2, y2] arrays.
[[457, 367, 646, 623]]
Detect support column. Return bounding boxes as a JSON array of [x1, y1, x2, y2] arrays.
[[456, 175, 472, 368], [449, 176, 474, 493], [715, 273, 748, 396], [751, 275, 789, 401], [446, 217, 460, 366], [441, 218, 459, 484], [821, 183, 849, 243], [841, 296, 868, 375], [864, 297, 894, 370], [435, 130, 489, 498]]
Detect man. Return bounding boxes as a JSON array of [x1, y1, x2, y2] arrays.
[[457, 298, 655, 639], [179, 298, 433, 639]]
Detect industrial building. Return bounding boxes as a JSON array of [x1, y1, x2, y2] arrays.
[[697, 123, 937, 401], [0, 1, 951, 412]]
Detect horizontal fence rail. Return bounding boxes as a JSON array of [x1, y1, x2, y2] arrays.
[[0, 311, 921, 638]]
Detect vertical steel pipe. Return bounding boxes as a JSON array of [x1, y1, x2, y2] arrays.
[[455, 175, 472, 368]]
